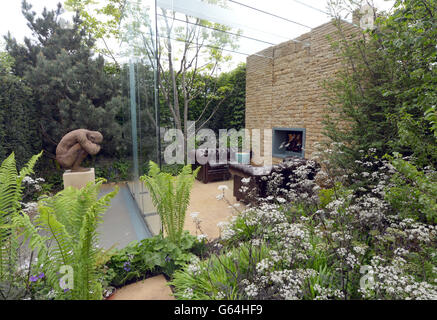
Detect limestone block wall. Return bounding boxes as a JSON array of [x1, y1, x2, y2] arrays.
[[245, 20, 358, 163]]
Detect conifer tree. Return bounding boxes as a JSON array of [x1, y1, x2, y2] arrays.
[[4, 1, 126, 160]]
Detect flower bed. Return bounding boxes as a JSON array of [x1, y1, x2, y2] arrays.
[[170, 149, 437, 300]]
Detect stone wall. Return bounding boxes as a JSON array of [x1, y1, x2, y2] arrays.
[[245, 20, 359, 163]]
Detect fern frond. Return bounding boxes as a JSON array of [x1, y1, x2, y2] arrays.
[[0, 153, 19, 216], [18, 151, 43, 180], [140, 161, 199, 244], [0, 152, 42, 284], [12, 213, 54, 286], [73, 186, 117, 300], [36, 205, 75, 267], [15, 173, 118, 300]]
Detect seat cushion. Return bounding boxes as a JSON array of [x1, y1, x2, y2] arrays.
[[229, 163, 273, 176], [209, 162, 228, 169]]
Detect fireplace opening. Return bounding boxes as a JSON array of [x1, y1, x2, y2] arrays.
[[272, 127, 306, 158]]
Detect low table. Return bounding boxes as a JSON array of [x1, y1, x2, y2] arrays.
[[228, 163, 273, 203]]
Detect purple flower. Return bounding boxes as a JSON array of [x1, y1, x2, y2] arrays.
[[29, 272, 45, 282], [64, 288, 71, 293], [123, 262, 131, 272]]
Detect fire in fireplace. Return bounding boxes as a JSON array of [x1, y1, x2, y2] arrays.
[[272, 127, 306, 158]]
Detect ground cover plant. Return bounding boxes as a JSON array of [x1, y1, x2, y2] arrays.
[[0, 0, 436, 301], [170, 242, 271, 299], [101, 231, 206, 297]]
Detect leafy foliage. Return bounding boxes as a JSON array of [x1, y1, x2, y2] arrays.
[[118, 0, 241, 159], [159, 164, 185, 176], [141, 161, 200, 245], [170, 243, 270, 300], [64, 0, 124, 64], [103, 231, 205, 288], [189, 63, 246, 132], [14, 179, 118, 300], [2, 2, 247, 183], [323, 0, 437, 169], [385, 154, 437, 224], [94, 159, 132, 182], [0, 151, 42, 299], [3, 1, 131, 174], [172, 149, 437, 300]]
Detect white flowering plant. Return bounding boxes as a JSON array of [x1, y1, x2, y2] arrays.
[[171, 147, 436, 300], [21, 176, 53, 203]]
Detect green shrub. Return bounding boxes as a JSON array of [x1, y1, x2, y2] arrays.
[[113, 159, 131, 180], [323, 0, 437, 170], [318, 187, 336, 209], [94, 159, 131, 182], [160, 164, 185, 176]]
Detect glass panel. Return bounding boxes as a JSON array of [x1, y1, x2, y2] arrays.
[[120, 0, 161, 236]]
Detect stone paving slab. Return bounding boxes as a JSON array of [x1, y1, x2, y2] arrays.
[[107, 275, 175, 300]]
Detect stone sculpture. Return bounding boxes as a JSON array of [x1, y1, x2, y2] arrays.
[[56, 129, 103, 172]]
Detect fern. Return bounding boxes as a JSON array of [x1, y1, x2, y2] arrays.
[[14, 179, 118, 300], [0, 152, 42, 299], [141, 161, 200, 245]]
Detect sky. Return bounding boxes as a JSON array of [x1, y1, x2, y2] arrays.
[[0, 0, 396, 67], [0, 0, 71, 46]]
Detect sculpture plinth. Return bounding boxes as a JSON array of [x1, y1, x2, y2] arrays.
[[63, 168, 95, 189]]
